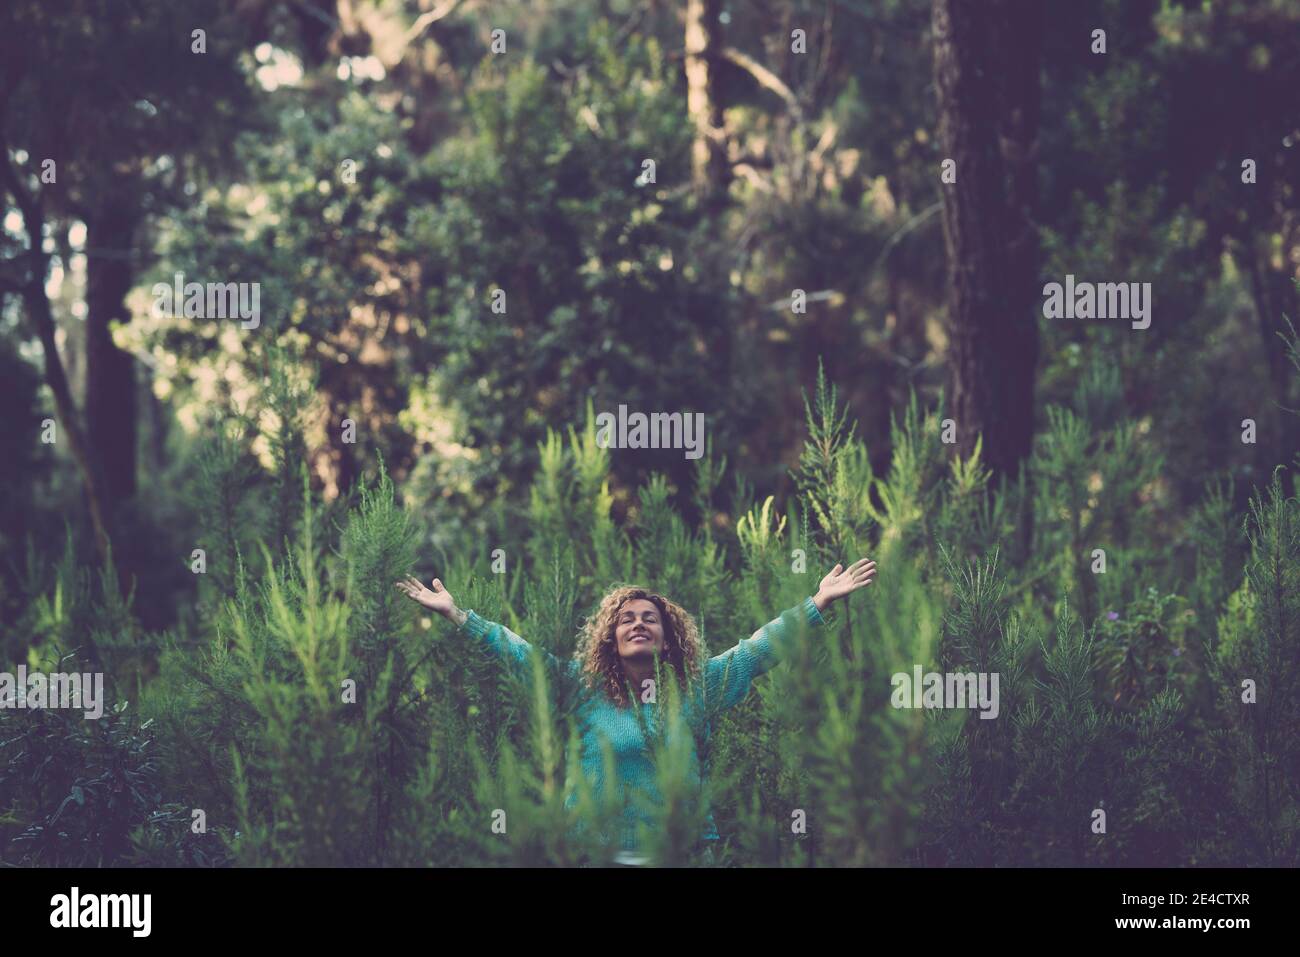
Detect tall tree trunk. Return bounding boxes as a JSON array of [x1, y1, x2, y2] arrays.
[[1, 145, 113, 569], [85, 197, 138, 509], [25, 283, 113, 570], [932, 0, 1042, 481], [685, 0, 729, 211]]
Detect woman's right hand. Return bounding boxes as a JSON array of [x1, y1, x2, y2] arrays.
[[396, 575, 458, 620]]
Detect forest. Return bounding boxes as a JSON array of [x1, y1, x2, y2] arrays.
[[1, 0, 1297, 868]]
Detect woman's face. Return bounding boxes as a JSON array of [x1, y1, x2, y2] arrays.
[[614, 598, 666, 661]]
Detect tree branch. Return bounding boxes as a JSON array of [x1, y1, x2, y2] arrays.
[[402, 0, 467, 46], [732, 163, 774, 194], [720, 46, 804, 124]]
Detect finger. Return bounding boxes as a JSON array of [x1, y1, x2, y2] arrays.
[[830, 563, 843, 576], [431, 578, 443, 591], [848, 558, 873, 573]]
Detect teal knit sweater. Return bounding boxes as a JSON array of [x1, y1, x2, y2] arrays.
[[460, 596, 825, 853]]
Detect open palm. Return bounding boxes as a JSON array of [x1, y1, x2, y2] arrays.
[[817, 558, 877, 603], [395, 575, 455, 616]]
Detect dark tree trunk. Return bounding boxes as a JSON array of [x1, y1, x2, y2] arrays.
[[932, 0, 1042, 481], [25, 282, 113, 577], [685, 0, 729, 211], [1, 145, 113, 575], [85, 198, 138, 509]]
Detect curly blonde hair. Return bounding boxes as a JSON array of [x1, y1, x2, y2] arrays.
[[576, 586, 705, 708]]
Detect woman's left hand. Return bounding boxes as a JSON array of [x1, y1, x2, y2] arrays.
[[813, 558, 877, 611]]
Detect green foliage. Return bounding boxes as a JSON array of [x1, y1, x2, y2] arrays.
[[1030, 367, 1166, 624], [5, 362, 1298, 867], [409, 21, 745, 507], [1094, 587, 1192, 711], [0, 647, 228, 867], [1205, 471, 1300, 864], [862, 390, 947, 566], [5, 0, 1300, 871]]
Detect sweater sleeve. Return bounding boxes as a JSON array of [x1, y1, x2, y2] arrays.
[[702, 596, 825, 712], [460, 611, 561, 675]]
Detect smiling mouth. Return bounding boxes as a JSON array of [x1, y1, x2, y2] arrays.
[[629, 634, 650, 642]]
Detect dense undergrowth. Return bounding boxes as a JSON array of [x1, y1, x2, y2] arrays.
[[2, 364, 1296, 867]]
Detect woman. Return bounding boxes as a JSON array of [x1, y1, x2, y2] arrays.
[[396, 558, 876, 864]]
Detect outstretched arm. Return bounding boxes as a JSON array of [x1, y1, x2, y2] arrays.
[[704, 559, 877, 711], [396, 575, 558, 673]]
